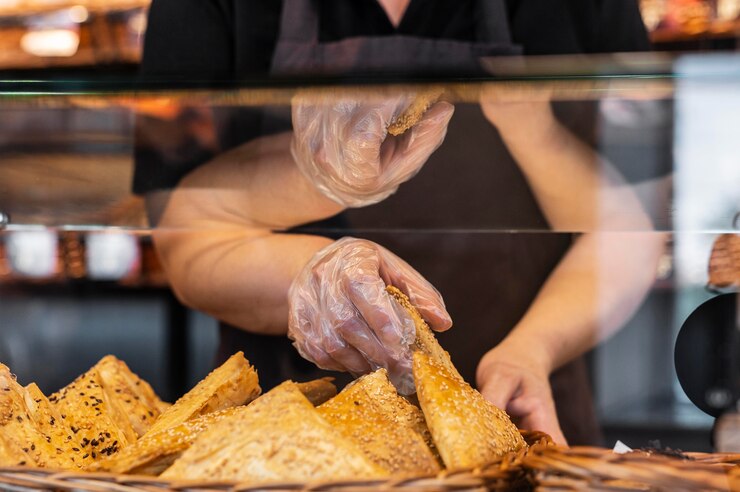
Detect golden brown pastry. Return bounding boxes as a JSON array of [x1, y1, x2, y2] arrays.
[[413, 351, 526, 469], [90, 407, 240, 475], [1, 365, 80, 469], [386, 286, 462, 381], [294, 378, 337, 406], [50, 367, 134, 463], [93, 378, 336, 476], [318, 369, 440, 475], [23, 383, 93, 469], [0, 434, 31, 467], [145, 351, 260, 436], [708, 233, 740, 289], [387, 88, 445, 136], [161, 381, 386, 482], [95, 355, 168, 435]]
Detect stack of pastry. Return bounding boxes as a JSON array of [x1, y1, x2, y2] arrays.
[[0, 287, 527, 483]]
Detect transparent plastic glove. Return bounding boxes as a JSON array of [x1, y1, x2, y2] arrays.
[[288, 237, 452, 394], [291, 93, 454, 207]]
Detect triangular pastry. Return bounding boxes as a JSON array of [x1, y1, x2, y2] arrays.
[[318, 369, 440, 474], [413, 351, 526, 469], [161, 381, 386, 482]]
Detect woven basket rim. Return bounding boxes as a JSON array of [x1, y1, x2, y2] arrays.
[[0, 430, 552, 491]]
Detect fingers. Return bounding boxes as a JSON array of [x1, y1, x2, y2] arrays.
[[379, 101, 454, 190], [478, 373, 522, 412], [508, 396, 568, 446], [288, 238, 434, 380], [291, 93, 452, 208], [379, 247, 452, 332]]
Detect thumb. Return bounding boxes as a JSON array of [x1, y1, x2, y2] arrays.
[[380, 101, 455, 184]]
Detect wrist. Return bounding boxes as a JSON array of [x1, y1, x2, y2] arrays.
[[495, 104, 559, 148], [491, 330, 555, 376]]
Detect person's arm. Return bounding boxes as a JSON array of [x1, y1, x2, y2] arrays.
[[478, 98, 666, 443], [152, 132, 342, 334]]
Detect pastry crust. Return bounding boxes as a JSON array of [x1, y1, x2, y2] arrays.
[[145, 351, 260, 436], [386, 286, 462, 381], [1, 365, 81, 469], [387, 88, 445, 136], [23, 383, 93, 469], [90, 407, 240, 475], [318, 369, 440, 475], [95, 355, 168, 436], [294, 378, 337, 406], [50, 367, 134, 464], [161, 381, 386, 482], [413, 351, 526, 469]]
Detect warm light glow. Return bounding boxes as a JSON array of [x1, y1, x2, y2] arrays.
[[68, 5, 89, 23], [20, 29, 80, 57]]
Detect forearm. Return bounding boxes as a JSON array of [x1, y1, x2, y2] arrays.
[[161, 131, 343, 230], [154, 229, 332, 334], [497, 106, 652, 232], [151, 131, 341, 333], [501, 230, 666, 372]]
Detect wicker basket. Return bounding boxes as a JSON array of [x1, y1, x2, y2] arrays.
[[0, 431, 553, 492], [525, 446, 740, 491]]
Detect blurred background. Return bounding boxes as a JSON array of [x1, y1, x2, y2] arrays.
[[0, 0, 738, 452]]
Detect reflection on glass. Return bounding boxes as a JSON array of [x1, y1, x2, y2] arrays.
[[85, 232, 140, 280], [6, 229, 57, 278]]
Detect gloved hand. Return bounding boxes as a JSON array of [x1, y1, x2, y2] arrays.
[[288, 237, 452, 394], [291, 93, 454, 207]]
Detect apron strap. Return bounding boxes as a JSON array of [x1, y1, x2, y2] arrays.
[[475, 0, 513, 44], [276, 0, 320, 44]]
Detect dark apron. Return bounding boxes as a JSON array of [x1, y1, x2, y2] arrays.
[[218, 0, 602, 446]]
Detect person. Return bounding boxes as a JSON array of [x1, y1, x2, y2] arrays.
[[135, 0, 663, 445]]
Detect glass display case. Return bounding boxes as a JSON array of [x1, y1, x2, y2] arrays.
[[0, 53, 739, 488]]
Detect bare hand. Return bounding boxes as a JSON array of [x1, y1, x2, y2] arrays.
[[476, 340, 567, 446]]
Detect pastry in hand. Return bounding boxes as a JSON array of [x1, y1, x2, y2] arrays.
[[387, 88, 446, 136]]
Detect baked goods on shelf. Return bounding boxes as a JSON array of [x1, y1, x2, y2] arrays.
[[708, 233, 740, 290]]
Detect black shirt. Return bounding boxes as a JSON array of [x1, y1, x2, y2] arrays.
[[135, 0, 649, 193], [141, 0, 649, 80]]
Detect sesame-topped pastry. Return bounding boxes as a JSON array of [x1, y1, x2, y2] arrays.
[[318, 369, 440, 475], [50, 367, 133, 464], [90, 407, 241, 475], [386, 286, 462, 382], [413, 351, 526, 470], [0, 365, 79, 469], [95, 355, 168, 437], [0, 432, 32, 467], [387, 88, 446, 136], [23, 383, 93, 469], [161, 381, 386, 482], [144, 352, 260, 436]]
